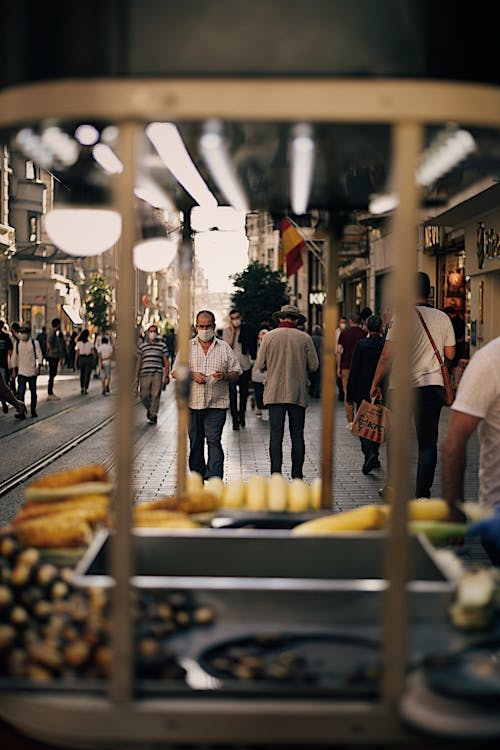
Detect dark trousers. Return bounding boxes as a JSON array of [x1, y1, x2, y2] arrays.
[[188, 408, 227, 479], [78, 355, 93, 391], [386, 385, 444, 497], [414, 385, 445, 498], [268, 403, 306, 479], [17, 375, 37, 414], [229, 368, 251, 424], [47, 357, 59, 394], [252, 381, 265, 410]]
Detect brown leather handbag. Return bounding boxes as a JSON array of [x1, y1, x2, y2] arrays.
[[416, 309, 455, 406]]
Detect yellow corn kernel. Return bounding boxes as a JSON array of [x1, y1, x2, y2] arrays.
[[408, 498, 450, 522]]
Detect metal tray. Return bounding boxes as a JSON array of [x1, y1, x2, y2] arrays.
[[210, 509, 328, 529]]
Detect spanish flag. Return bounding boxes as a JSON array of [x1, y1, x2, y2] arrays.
[[280, 218, 304, 277]]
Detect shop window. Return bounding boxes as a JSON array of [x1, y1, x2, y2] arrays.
[[28, 213, 39, 242]]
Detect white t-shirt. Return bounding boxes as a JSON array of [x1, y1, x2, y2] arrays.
[[386, 306, 455, 388], [452, 337, 500, 507], [97, 343, 113, 361], [11, 338, 42, 377]]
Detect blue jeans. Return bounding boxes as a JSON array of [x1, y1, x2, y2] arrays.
[[268, 403, 306, 478], [188, 408, 227, 479], [18, 375, 38, 413]]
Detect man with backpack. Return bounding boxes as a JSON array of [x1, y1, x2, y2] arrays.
[[10, 326, 43, 418]]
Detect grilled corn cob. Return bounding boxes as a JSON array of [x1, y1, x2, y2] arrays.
[[407, 498, 451, 522], [292, 505, 385, 535], [14, 516, 92, 548], [13, 494, 110, 525]]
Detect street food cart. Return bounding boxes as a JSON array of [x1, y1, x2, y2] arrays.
[[1, 72, 500, 748]]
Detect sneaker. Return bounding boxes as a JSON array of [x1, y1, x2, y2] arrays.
[[81, 388, 85, 395], [47, 394, 60, 401], [239, 415, 246, 428], [261, 411, 269, 422], [2, 403, 8, 414], [31, 410, 38, 418], [255, 408, 262, 417], [14, 410, 26, 420], [378, 486, 393, 500], [148, 415, 157, 424], [232, 421, 240, 431], [106, 385, 110, 393]]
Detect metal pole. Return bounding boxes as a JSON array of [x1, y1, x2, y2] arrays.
[[109, 120, 137, 703], [319, 216, 340, 509], [381, 121, 422, 705], [175, 210, 194, 496]]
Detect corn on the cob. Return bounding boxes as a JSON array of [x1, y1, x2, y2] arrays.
[[292, 505, 385, 535], [28, 465, 109, 490], [14, 516, 91, 548], [407, 498, 451, 522], [13, 494, 110, 525], [132, 509, 199, 529]]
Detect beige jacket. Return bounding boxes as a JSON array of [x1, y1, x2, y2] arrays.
[[255, 327, 319, 408]]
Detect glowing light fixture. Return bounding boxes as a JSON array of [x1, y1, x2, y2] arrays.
[[199, 121, 249, 212], [146, 122, 217, 209], [290, 124, 315, 215], [134, 177, 173, 211], [92, 143, 124, 174], [44, 209, 122, 256], [74, 124, 99, 146], [416, 127, 476, 187], [368, 193, 399, 215], [133, 238, 177, 272]]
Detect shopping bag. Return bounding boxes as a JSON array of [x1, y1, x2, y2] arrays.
[[351, 400, 390, 444]]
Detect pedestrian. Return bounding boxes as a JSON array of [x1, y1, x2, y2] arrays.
[[370, 272, 456, 498], [75, 329, 94, 395], [165, 327, 176, 367], [255, 304, 319, 479], [441, 335, 500, 564], [8, 322, 20, 395], [134, 323, 170, 424], [0, 320, 13, 414], [334, 316, 347, 402], [346, 314, 385, 474], [46, 317, 64, 401], [309, 324, 323, 398], [222, 308, 257, 430], [10, 326, 42, 418], [36, 326, 47, 369], [336, 312, 365, 422], [66, 331, 78, 370], [251, 326, 270, 419], [360, 306, 373, 332], [0, 368, 27, 418], [444, 304, 467, 374], [172, 310, 241, 478], [97, 336, 114, 395]]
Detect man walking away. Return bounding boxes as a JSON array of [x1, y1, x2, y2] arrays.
[[135, 324, 170, 424], [223, 308, 257, 430], [10, 326, 42, 418], [346, 314, 385, 474], [0, 321, 13, 414], [97, 336, 114, 395], [46, 318, 63, 401], [256, 304, 319, 479], [371, 272, 455, 498], [36, 326, 47, 369], [309, 324, 323, 398], [337, 313, 365, 422], [172, 310, 241, 479]]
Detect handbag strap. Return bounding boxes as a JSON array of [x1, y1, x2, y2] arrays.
[[415, 308, 445, 366]]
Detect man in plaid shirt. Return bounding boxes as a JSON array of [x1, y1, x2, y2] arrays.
[[172, 310, 242, 479]]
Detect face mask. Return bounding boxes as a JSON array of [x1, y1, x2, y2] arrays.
[[231, 318, 241, 327], [148, 331, 157, 341], [198, 328, 214, 343]]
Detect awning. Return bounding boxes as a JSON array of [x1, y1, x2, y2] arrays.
[[62, 304, 83, 325]]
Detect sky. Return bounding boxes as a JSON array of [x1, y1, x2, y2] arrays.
[[194, 229, 249, 293]]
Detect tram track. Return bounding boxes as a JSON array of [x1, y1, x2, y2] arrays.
[[0, 414, 115, 500]]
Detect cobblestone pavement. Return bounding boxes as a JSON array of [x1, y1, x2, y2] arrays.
[[1, 369, 480, 512]]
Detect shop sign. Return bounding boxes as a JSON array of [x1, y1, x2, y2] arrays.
[[477, 223, 500, 269], [309, 291, 326, 305]]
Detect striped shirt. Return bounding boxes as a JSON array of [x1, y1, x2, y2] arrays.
[[137, 340, 169, 375], [173, 337, 242, 410]]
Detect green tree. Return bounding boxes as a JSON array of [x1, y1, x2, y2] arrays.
[[230, 261, 290, 329], [85, 273, 112, 332]]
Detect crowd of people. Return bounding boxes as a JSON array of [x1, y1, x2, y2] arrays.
[[4, 281, 500, 564]]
